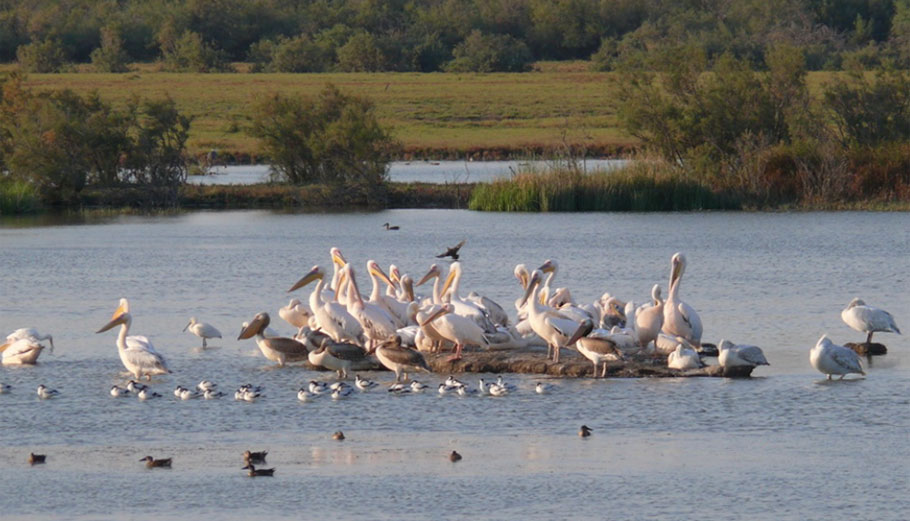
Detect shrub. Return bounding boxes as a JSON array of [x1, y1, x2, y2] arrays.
[[160, 30, 231, 73], [446, 30, 533, 72], [336, 32, 388, 72], [90, 26, 131, 73], [16, 39, 68, 73]]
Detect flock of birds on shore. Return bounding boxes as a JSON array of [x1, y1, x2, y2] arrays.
[[1, 244, 903, 396]]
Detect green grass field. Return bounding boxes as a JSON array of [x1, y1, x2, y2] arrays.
[[8, 62, 630, 159]]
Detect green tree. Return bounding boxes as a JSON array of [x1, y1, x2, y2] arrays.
[[446, 30, 532, 72], [16, 38, 68, 73], [90, 25, 131, 73], [248, 84, 398, 187], [823, 66, 910, 146], [161, 30, 231, 72], [336, 32, 388, 72], [122, 97, 191, 205]]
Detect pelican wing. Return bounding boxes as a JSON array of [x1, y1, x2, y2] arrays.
[[381, 346, 430, 371], [830, 347, 864, 374], [123, 336, 169, 372], [261, 337, 308, 356], [327, 342, 367, 362], [543, 315, 580, 339], [2, 338, 41, 358], [855, 306, 900, 333], [736, 345, 770, 366], [576, 337, 621, 356]]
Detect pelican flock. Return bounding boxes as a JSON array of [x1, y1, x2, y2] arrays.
[[3, 249, 900, 399]]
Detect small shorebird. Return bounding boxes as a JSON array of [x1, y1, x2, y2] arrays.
[[355, 375, 378, 392], [535, 382, 554, 394], [36, 385, 59, 399], [137, 388, 161, 400], [110, 385, 130, 398]]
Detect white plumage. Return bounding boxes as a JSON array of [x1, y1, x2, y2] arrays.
[[810, 335, 865, 380], [841, 298, 900, 344]]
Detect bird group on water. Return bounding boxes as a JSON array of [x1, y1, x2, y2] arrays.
[[1, 249, 903, 403]]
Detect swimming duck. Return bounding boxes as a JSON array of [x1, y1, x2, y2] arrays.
[[242, 464, 274, 477], [332, 431, 345, 441], [140, 456, 172, 468], [579, 425, 592, 437], [449, 450, 462, 462], [243, 450, 268, 465], [28, 453, 46, 465], [36, 384, 59, 399]]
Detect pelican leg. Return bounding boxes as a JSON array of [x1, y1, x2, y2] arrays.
[[448, 343, 463, 362], [554, 346, 560, 363], [865, 332, 874, 345], [827, 374, 832, 381], [601, 362, 608, 378], [202, 338, 207, 348], [592, 361, 598, 378]]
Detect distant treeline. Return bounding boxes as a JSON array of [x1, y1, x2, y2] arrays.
[[2, 0, 909, 73]]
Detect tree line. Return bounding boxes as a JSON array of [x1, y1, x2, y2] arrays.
[[2, 0, 909, 73]]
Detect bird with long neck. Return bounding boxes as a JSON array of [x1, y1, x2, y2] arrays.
[[520, 270, 589, 363], [237, 312, 309, 367], [342, 264, 398, 352], [366, 260, 408, 327], [635, 284, 664, 349], [288, 265, 362, 344], [661, 253, 702, 346], [96, 298, 170, 380], [439, 262, 496, 333], [420, 303, 492, 361]]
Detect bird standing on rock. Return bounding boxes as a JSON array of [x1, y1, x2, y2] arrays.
[[841, 298, 900, 345]]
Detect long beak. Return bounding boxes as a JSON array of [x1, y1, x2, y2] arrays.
[[536, 260, 554, 273], [289, 267, 322, 292], [403, 279, 415, 302], [419, 306, 449, 327], [182, 321, 192, 332], [238, 314, 268, 340], [518, 271, 529, 290], [0, 342, 10, 353], [416, 266, 437, 286], [332, 250, 347, 267], [519, 273, 540, 308], [370, 265, 394, 287], [47, 336, 54, 353], [566, 319, 593, 346], [96, 313, 126, 333], [347, 267, 364, 305], [440, 270, 457, 298]]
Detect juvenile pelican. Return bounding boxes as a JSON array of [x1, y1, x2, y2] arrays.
[[279, 298, 311, 336], [307, 338, 368, 378], [96, 298, 171, 380], [841, 298, 901, 344], [810, 335, 865, 380], [661, 253, 703, 346], [420, 303, 492, 361], [575, 320, 626, 377], [288, 265, 363, 344], [183, 317, 221, 348], [521, 270, 589, 363], [237, 312, 308, 367], [0, 337, 47, 365], [373, 334, 431, 382]]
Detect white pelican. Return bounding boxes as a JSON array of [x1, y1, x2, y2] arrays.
[[278, 298, 311, 336], [667, 343, 702, 370], [366, 260, 408, 327], [6, 328, 54, 352], [520, 270, 589, 363], [439, 262, 496, 333], [420, 303, 492, 360], [289, 265, 363, 344], [661, 253, 703, 346], [341, 264, 398, 350], [810, 335, 865, 380], [0, 337, 47, 365], [635, 285, 664, 348], [600, 297, 626, 329], [841, 298, 901, 344], [718, 339, 770, 369], [307, 338, 368, 378], [183, 317, 221, 348], [96, 298, 171, 380], [372, 334, 431, 382], [237, 312, 309, 367], [537, 260, 575, 307], [466, 291, 510, 327]]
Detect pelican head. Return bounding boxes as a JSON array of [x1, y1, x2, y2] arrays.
[[519, 270, 543, 308], [342, 264, 364, 305], [816, 335, 832, 349], [514, 264, 530, 289], [844, 298, 865, 310], [718, 339, 734, 352], [419, 303, 453, 327], [330, 248, 347, 268], [440, 262, 462, 297], [537, 259, 557, 274], [670, 252, 687, 287], [288, 265, 324, 292], [96, 298, 131, 333], [389, 265, 401, 284], [238, 312, 270, 340], [183, 317, 198, 332], [416, 264, 440, 286], [651, 284, 662, 304], [367, 260, 394, 286]]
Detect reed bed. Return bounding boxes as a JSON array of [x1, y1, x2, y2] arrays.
[[469, 162, 741, 212], [0, 178, 40, 214]]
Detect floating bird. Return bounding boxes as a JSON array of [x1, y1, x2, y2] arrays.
[[810, 335, 865, 380], [96, 298, 171, 380], [307, 380, 329, 395], [667, 343, 703, 371], [456, 384, 477, 396], [662, 253, 703, 346], [126, 380, 147, 393], [242, 464, 274, 477], [373, 335, 431, 383], [488, 383, 509, 397], [238, 312, 308, 367], [297, 388, 316, 402], [579, 425, 592, 437], [196, 380, 217, 392], [355, 374, 378, 392], [841, 298, 901, 344], [410, 380, 428, 393], [495, 375, 517, 392], [137, 388, 161, 400], [183, 317, 221, 348], [331, 385, 354, 400], [36, 384, 59, 399], [436, 239, 466, 260], [243, 450, 268, 465], [383, 222, 400, 231], [0, 383, 11, 394], [28, 453, 46, 465], [3, 328, 54, 365], [388, 382, 411, 394], [178, 388, 200, 400], [110, 385, 130, 398], [332, 431, 345, 441], [449, 450, 462, 462], [139, 456, 172, 468], [203, 389, 224, 399], [717, 340, 770, 370], [535, 382, 554, 394]]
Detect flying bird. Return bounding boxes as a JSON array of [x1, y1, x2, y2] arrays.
[[436, 239, 466, 260]]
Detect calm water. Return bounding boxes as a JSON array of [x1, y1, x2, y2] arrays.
[[1, 210, 908, 520], [188, 159, 628, 185]]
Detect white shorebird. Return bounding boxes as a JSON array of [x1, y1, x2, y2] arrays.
[[332, 385, 354, 400], [841, 298, 901, 344], [297, 388, 316, 402], [718, 340, 770, 370], [36, 384, 59, 399], [137, 388, 161, 400], [410, 381, 428, 393], [127, 380, 147, 393], [96, 298, 171, 380], [110, 385, 130, 398], [810, 335, 865, 380], [203, 389, 225, 399], [196, 380, 217, 392], [535, 382, 555, 394], [308, 381, 329, 395], [183, 317, 222, 348], [355, 375, 378, 392], [488, 383, 509, 397]]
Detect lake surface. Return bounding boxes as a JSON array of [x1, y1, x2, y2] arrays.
[[1, 210, 908, 520], [188, 159, 628, 185]]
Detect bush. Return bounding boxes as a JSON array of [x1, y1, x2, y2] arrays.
[[823, 66, 910, 146], [336, 32, 389, 72], [247, 84, 399, 188], [446, 30, 533, 72], [16, 39, 68, 73], [160, 30, 231, 73], [249, 35, 332, 73], [90, 26, 131, 73]]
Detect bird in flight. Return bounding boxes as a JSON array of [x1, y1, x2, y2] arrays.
[[436, 239, 466, 260]]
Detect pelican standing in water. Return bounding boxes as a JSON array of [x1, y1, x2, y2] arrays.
[[662, 253, 703, 346], [841, 298, 900, 344], [373, 334, 431, 382], [237, 312, 309, 367], [810, 335, 865, 380], [183, 317, 221, 348], [96, 298, 171, 380]]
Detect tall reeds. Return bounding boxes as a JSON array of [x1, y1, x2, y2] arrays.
[[0, 178, 40, 214], [469, 161, 740, 212]]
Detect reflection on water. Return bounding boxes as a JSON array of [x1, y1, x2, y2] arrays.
[[0, 209, 908, 520]]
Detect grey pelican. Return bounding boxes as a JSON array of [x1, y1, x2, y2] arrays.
[[237, 312, 308, 366], [661, 253, 703, 346], [810, 335, 865, 380], [96, 298, 171, 380], [372, 334, 431, 382], [841, 298, 901, 344], [307, 338, 368, 378], [574, 319, 625, 377], [183, 317, 221, 348]]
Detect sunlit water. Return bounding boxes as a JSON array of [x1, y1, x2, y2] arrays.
[[188, 159, 628, 185], [1, 210, 908, 520]]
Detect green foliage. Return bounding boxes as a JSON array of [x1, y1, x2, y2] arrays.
[[90, 25, 131, 73], [336, 32, 389, 72], [247, 84, 399, 187], [824, 67, 910, 146], [16, 38, 68, 72], [0, 176, 40, 214], [160, 30, 231, 72], [446, 30, 532, 72]]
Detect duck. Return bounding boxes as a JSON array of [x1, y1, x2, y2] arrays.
[[579, 425, 592, 437], [383, 222, 400, 231], [810, 335, 866, 380], [28, 453, 46, 465], [139, 456, 172, 468], [841, 298, 901, 344], [449, 450, 462, 462], [243, 450, 268, 465], [183, 317, 222, 348], [242, 464, 275, 477], [332, 431, 345, 441], [36, 384, 59, 399]]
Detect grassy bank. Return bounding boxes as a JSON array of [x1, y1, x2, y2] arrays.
[[0, 177, 40, 214], [469, 163, 741, 211]]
